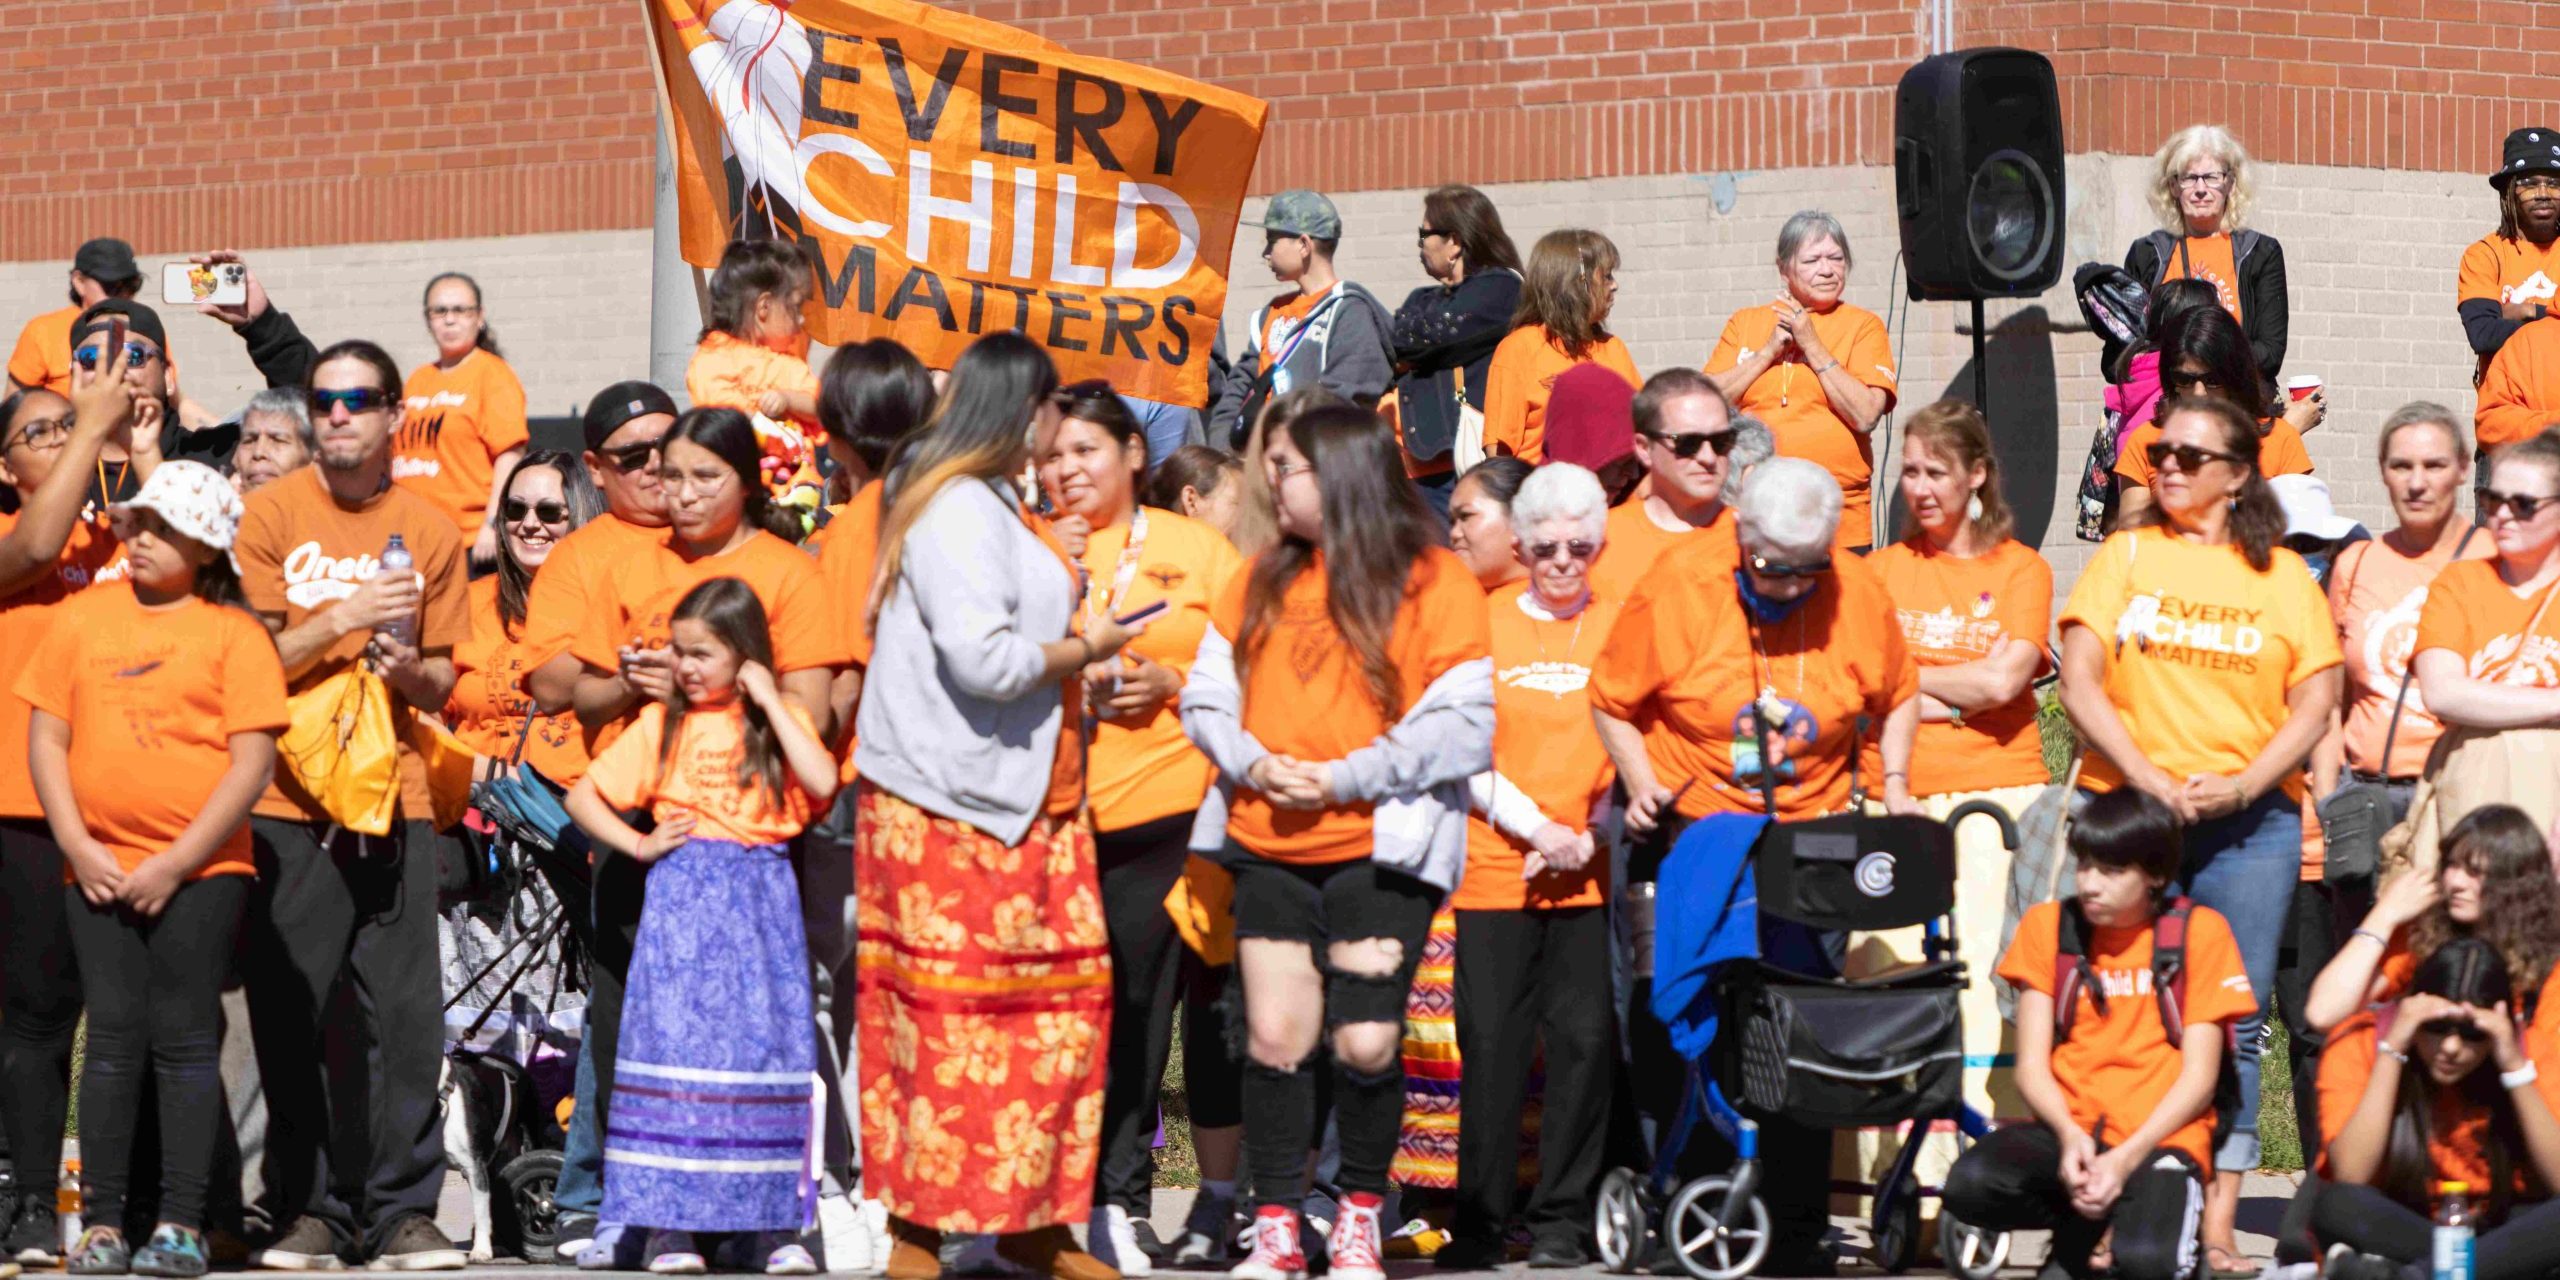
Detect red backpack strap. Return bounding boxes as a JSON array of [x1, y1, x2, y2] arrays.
[[2053, 901, 2105, 1042], [2153, 896, 2193, 1049]]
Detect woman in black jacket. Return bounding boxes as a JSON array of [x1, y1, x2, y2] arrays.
[[1390, 184, 1522, 515], [2113, 125, 2296, 400]]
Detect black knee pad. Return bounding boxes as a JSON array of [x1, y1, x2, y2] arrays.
[[1323, 967, 1410, 1028], [2109, 1153, 2203, 1280]]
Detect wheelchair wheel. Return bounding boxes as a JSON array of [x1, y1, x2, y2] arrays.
[[1665, 1176, 1769, 1280], [1595, 1167, 1650, 1273], [1938, 1211, 2008, 1280], [497, 1149, 565, 1259], [1871, 1189, 1921, 1275]]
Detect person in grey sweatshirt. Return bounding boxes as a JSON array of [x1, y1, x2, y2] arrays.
[[1211, 189, 1397, 448]]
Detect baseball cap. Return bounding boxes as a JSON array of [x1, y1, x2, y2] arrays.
[[2269, 474, 2360, 542], [72, 237, 141, 286], [1246, 190, 1343, 241], [581, 380, 680, 451], [110, 460, 243, 551], [71, 298, 169, 355]]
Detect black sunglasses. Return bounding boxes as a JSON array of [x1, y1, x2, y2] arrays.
[[501, 498, 571, 525], [599, 435, 666, 473], [1646, 429, 1738, 460], [1749, 552, 1832, 579], [1053, 379, 1115, 405], [308, 386, 394, 416], [1527, 539, 1599, 562], [2478, 486, 2559, 521], [2142, 441, 2243, 473], [2419, 1018, 2491, 1045], [1417, 226, 1449, 246]]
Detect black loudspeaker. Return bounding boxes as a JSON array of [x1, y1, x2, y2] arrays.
[[1894, 48, 2066, 301]]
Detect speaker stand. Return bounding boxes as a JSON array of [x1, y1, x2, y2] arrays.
[[1970, 298, 1988, 415]]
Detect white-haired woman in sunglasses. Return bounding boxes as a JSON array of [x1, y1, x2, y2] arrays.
[[2058, 394, 2342, 1272]]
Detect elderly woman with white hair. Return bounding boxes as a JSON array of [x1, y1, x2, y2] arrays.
[[1589, 455, 1920, 1272], [1707, 211, 1901, 554], [2114, 123, 2290, 387]]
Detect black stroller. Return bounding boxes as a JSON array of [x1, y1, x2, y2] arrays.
[[1595, 802, 2018, 1279]]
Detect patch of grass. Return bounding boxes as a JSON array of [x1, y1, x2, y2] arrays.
[[2261, 1022, 2303, 1172], [2039, 686, 2076, 782], [1156, 1009, 1200, 1187]]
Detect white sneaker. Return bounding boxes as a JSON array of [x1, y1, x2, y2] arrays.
[[1090, 1205, 1153, 1278], [1326, 1196, 1386, 1280]]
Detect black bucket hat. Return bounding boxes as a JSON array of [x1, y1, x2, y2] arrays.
[[2492, 126, 2560, 189]]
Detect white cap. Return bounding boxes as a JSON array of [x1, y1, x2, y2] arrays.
[[2268, 474, 2360, 542], [109, 459, 243, 551]]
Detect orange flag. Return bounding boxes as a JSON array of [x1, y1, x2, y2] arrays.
[[648, 0, 1268, 406]]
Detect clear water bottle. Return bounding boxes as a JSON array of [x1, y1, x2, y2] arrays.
[[375, 534, 418, 649], [2434, 1181, 2475, 1280]]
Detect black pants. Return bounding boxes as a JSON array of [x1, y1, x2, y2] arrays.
[[1941, 1125, 2201, 1280], [1452, 907, 1613, 1245], [1094, 814, 1195, 1214], [1182, 953, 1243, 1132], [2274, 878, 2340, 1162], [66, 877, 248, 1231], [2313, 1181, 2560, 1280], [241, 818, 446, 1256], [1, 817, 79, 1202]]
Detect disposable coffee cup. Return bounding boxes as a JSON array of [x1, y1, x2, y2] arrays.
[[2285, 374, 2322, 402]]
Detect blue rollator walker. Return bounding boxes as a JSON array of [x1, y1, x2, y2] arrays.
[[1593, 790, 2021, 1280]]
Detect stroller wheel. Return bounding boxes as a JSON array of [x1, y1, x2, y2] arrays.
[[1595, 1168, 1650, 1273], [1664, 1177, 1768, 1280], [497, 1149, 566, 1259], [1938, 1212, 2008, 1280], [1871, 1188, 1921, 1275]]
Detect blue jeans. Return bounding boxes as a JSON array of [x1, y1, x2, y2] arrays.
[[553, 1018, 604, 1215], [2177, 792, 2300, 1174]]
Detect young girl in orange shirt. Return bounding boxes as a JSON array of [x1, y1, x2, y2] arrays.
[[564, 576, 839, 1277], [685, 239, 826, 520], [18, 461, 288, 1278]]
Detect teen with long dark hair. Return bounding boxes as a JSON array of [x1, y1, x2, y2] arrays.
[[2112, 304, 2319, 524]]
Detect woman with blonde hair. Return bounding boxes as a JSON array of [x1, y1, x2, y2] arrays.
[[1478, 229, 1640, 464], [2115, 124, 2292, 387]]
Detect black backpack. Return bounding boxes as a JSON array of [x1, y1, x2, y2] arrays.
[[2051, 897, 2243, 1148]]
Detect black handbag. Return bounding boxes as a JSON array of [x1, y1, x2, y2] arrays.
[[1725, 964, 1964, 1128], [2318, 529, 2477, 885]]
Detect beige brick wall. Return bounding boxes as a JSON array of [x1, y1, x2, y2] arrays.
[[0, 229, 653, 428]]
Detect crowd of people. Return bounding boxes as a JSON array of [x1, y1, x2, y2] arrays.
[[1, 116, 2559, 1280]]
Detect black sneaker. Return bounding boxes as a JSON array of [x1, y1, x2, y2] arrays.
[[1132, 1219, 1170, 1263], [1430, 1236, 1506, 1271], [1526, 1236, 1590, 1270], [252, 1216, 344, 1271], [7, 1197, 60, 1266], [553, 1213, 600, 1265], [363, 1217, 463, 1273]]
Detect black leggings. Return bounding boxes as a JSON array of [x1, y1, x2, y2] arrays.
[[1, 818, 80, 1202], [66, 875, 248, 1231], [1094, 814, 1195, 1214], [1941, 1125, 2201, 1280], [2313, 1182, 2560, 1280]]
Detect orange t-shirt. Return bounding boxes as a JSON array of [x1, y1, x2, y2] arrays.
[[2331, 536, 2492, 778], [583, 699, 817, 847], [232, 465, 473, 822], [2316, 1009, 2533, 1198], [2113, 417, 2314, 487], [2476, 317, 2560, 451], [1590, 546, 1918, 821], [1218, 546, 1490, 864], [1454, 584, 1620, 911], [687, 332, 825, 501], [2457, 234, 2560, 311], [0, 514, 124, 818], [1079, 508, 1245, 833], [1705, 301, 1898, 553], [13, 585, 288, 878], [2059, 528, 2341, 800], [2415, 559, 2560, 687], [520, 511, 666, 672], [1870, 537, 2055, 795], [1478, 328, 1640, 465], [1588, 500, 1736, 609], [1253, 284, 1338, 384], [6, 305, 79, 397], [1998, 899, 2257, 1172], [445, 576, 589, 785], [397, 351, 529, 539], [815, 484, 885, 785], [2158, 233, 2246, 325]]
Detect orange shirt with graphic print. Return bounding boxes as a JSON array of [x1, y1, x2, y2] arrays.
[[1478, 328, 1640, 465], [1080, 508, 1244, 834], [2058, 528, 2342, 800], [2415, 559, 2560, 687], [1588, 501, 1737, 610], [2113, 417, 2314, 488], [397, 351, 529, 538], [1706, 301, 1898, 552], [2158, 233, 2246, 325], [2331, 535, 2492, 778], [0, 514, 123, 818], [1590, 547, 1917, 821], [1455, 583, 1620, 912], [1253, 284, 1339, 381], [816, 484, 885, 784], [1218, 546, 1490, 865], [1999, 899, 2257, 1172], [446, 576, 589, 784], [232, 465, 472, 822], [13, 584, 288, 878], [583, 700, 818, 847], [2476, 318, 2560, 451], [1870, 537, 2054, 795], [520, 512, 666, 676], [2458, 234, 2560, 312]]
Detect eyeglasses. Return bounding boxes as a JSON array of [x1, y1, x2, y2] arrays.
[[1646, 429, 1738, 460], [71, 341, 159, 372], [2142, 441, 2243, 473], [1417, 226, 1449, 245], [2419, 1018, 2491, 1045], [1527, 539, 1598, 562], [307, 386, 393, 416], [2176, 170, 2232, 189], [1749, 553, 1831, 579], [2515, 175, 2560, 195], [2, 414, 74, 454], [425, 305, 481, 320], [1268, 460, 1314, 485], [2478, 486, 2560, 521], [599, 435, 666, 474], [502, 498, 571, 525]]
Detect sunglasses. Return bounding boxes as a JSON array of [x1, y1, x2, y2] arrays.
[[599, 435, 666, 473], [502, 498, 571, 525], [2478, 487, 2560, 521], [1527, 539, 1598, 562], [2142, 441, 2242, 473], [71, 341, 158, 372], [307, 386, 394, 416], [2, 414, 74, 454], [2419, 1018, 2491, 1045], [1749, 553, 1832, 579], [1417, 226, 1449, 245], [1647, 428, 1738, 460], [1052, 378, 1115, 405]]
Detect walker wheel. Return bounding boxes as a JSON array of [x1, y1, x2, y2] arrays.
[[496, 1148, 564, 1259], [1939, 1211, 2009, 1280], [1596, 1167, 1651, 1273], [1665, 1176, 1769, 1280], [1872, 1188, 1922, 1275]]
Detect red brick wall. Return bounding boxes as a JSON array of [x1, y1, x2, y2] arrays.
[[3, 0, 2547, 263]]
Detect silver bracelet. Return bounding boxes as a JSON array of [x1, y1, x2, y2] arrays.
[[2351, 928, 2390, 948], [2379, 1044, 2410, 1065]]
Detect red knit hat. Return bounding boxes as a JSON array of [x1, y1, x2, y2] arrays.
[[1540, 363, 1639, 471]]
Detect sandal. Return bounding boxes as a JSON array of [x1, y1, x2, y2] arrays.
[[2204, 1244, 2259, 1279]]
